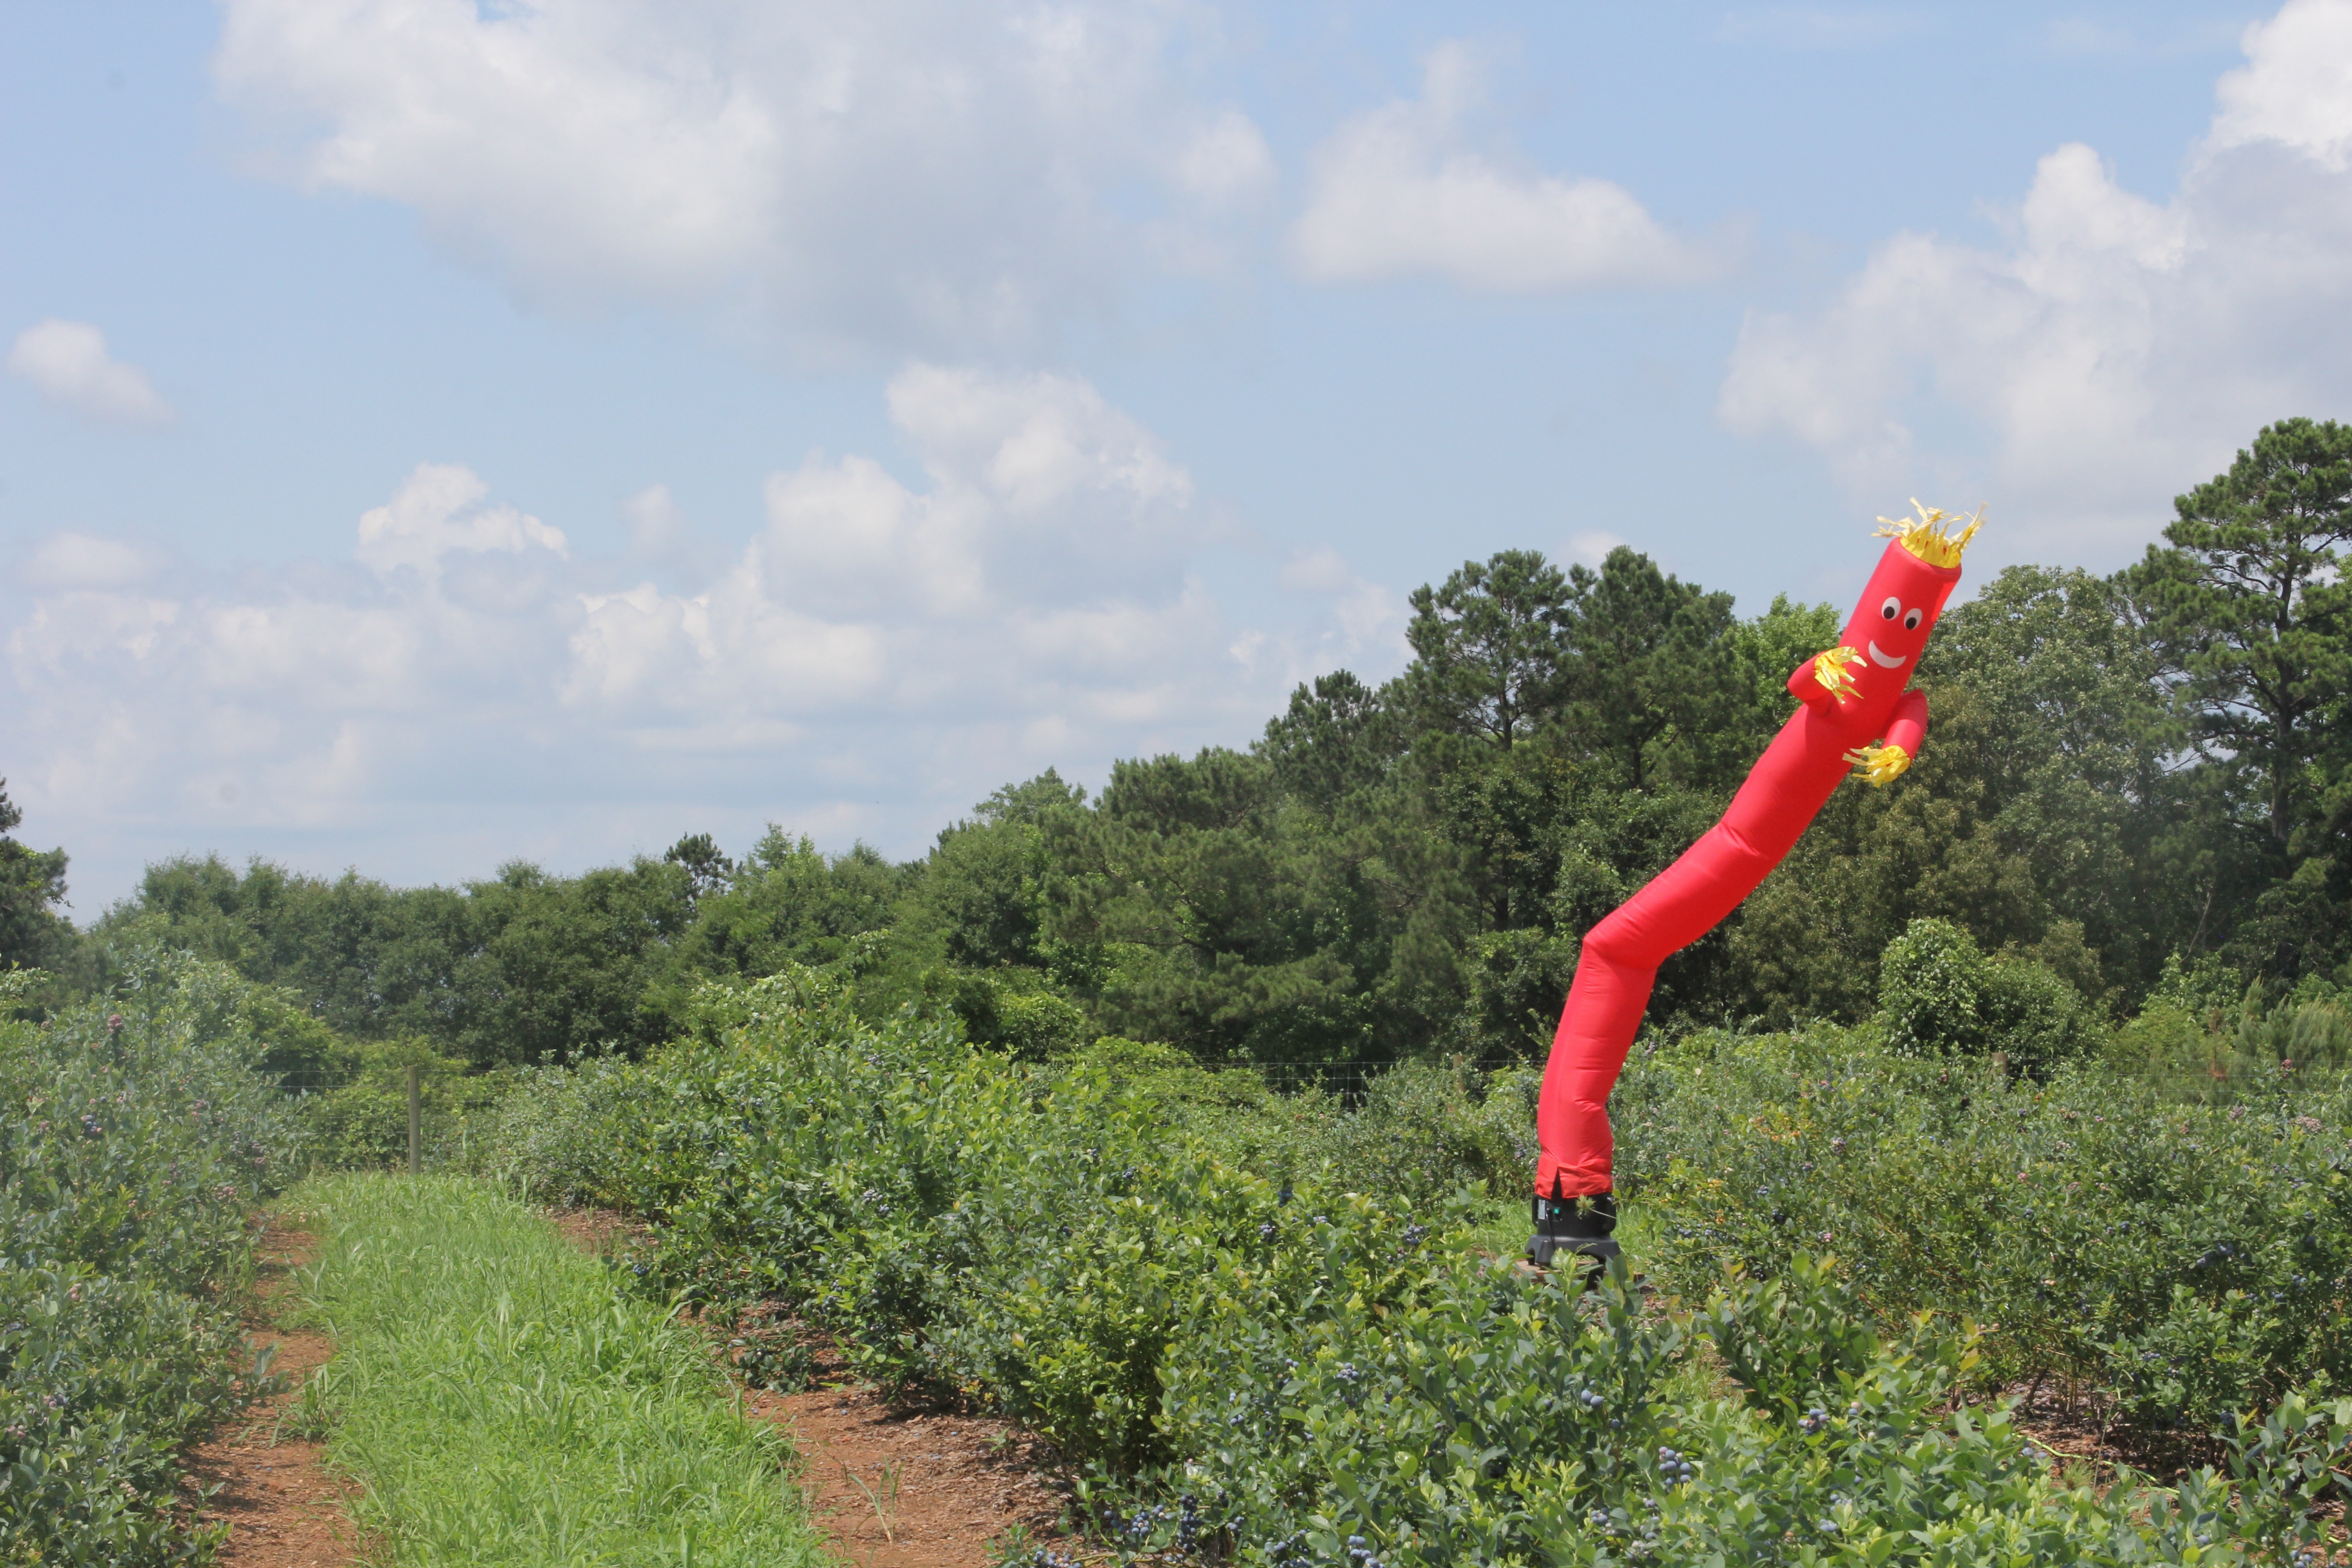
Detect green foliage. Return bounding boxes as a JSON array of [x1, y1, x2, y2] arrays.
[[2218, 1391, 2352, 1561], [1620, 1029, 2352, 1437], [1878, 916, 2102, 1073], [1916, 567, 2181, 998], [666, 829, 909, 985], [1556, 544, 1741, 791], [1258, 671, 1400, 814], [0, 779, 76, 976], [1051, 745, 1433, 1067], [2103, 978, 2352, 1108], [0, 955, 310, 1565], [283, 1173, 828, 1567], [2129, 416, 2352, 858], [456, 1056, 644, 1205], [1404, 549, 1572, 750], [96, 852, 706, 1065], [1439, 749, 1726, 1046], [1402, 544, 1742, 791], [294, 1036, 495, 1171], [1154, 1235, 2262, 1567], [929, 966, 1090, 1059], [470, 977, 2329, 1563], [1691, 1252, 1889, 1424], [1182, 1057, 1537, 1206]]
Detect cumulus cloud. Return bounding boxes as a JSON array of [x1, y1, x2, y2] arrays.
[[5, 320, 174, 427], [1718, 0, 2352, 553], [211, 0, 1270, 355], [1289, 41, 1719, 293], [355, 463, 570, 583], [2210, 0, 2352, 167], [1, 366, 1399, 897]]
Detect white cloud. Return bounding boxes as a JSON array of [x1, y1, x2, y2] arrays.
[[15, 533, 161, 592], [5, 319, 174, 427], [1717, 0, 2352, 554], [354, 463, 570, 583], [2, 367, 1399, 900], [211, 0, 1269, 356], [2211, 0, 2352, 168], [1289, 41, 1720, 293]]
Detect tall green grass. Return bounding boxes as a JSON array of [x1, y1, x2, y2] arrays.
[[284, 1173, 827, 1568]]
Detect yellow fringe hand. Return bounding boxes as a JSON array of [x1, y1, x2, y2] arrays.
[[1845, 741, 1911, 786], [1813, 646, 1862, 703]]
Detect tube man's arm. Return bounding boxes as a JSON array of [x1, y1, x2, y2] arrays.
[[1788, 647, 1861, 709], [1846, 688, 1929, 786]]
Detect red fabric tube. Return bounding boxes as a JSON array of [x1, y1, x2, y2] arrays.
[[1533, 533, 1966, 1198]]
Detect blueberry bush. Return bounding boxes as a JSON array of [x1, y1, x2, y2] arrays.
[[0, 954, 309, 1564], [470, 969, 2351, 1563], [1616, 1024, 2352, 1440]]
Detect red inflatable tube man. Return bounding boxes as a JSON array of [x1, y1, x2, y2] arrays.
[[1529, 504, 1981, 1263]]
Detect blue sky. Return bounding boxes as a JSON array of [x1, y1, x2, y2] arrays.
[[6, 0, 2348, 911]]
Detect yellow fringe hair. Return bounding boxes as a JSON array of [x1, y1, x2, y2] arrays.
[[1875, 500, 1983, 568]]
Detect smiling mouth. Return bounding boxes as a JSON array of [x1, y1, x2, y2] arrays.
[[1867, 640, 1908, 669]]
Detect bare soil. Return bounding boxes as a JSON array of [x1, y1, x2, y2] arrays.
[[753, 1375, 1076, 1568], [176, 1204, 1090, 1568], [1997, 1382, 2161, 1480], [181, 1225, 360, 1568]]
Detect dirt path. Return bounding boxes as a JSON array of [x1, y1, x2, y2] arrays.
[[751, 1379, 1074, 1567], [181, 1225, 359, 1568], [546, 1205, 1088, 1568], [173, 1202, 1093, 1568]]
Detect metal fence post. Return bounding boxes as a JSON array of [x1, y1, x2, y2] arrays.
[[407, 1063, 421, 1176]]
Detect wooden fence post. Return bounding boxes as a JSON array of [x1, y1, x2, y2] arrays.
[[407, 1063, 421, 1176]]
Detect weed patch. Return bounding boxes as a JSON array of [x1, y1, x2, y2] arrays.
[[284, 1172, 828, 1567]]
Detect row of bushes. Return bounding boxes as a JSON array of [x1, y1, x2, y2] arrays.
[[1612, 1029, 2352, 1438], [457, 969, 2352, 1563], [0, 955, 309, 1564]]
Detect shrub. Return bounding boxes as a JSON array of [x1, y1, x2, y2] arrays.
[[290, 1035, 493, 1171], [1880, 917, 2101, 1073], [477, 969, 2337, 1559], [927, 966, 1090, 1058], [0, 953, 309, 1564], [1617, 1026, 2352, 1436], [457, 1055, 644, 1205]]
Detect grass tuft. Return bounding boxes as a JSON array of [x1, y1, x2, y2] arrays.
[[284, 1172, 827, 1568]]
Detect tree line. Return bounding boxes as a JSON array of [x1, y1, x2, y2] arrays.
[[8, 416, 2352, 1074]]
